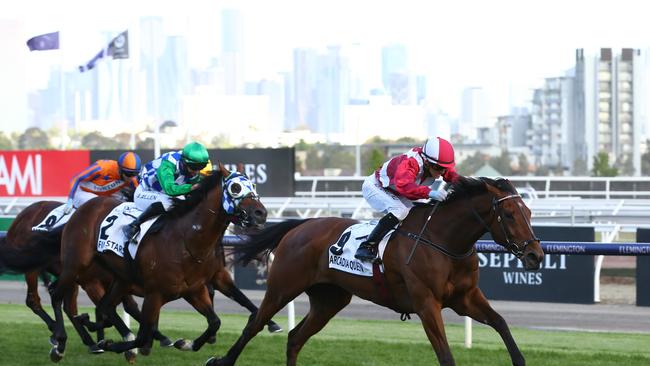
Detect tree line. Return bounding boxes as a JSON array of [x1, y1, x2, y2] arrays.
[[1, 128, 647, 176]]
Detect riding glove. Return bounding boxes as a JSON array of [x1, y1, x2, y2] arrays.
[[63, 199, 74, 215], [428, 189, 448, 201]]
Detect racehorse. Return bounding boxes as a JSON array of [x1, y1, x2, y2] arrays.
[[208, 177, 545, 366], [49, 164, 269, 361], [0, 200, 173, 362]]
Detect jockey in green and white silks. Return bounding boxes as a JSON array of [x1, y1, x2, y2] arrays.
[[123, 141, 210, 242]]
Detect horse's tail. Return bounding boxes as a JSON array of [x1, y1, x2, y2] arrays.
[[0, 228, 62, 274], [234, 219, 310, 265]]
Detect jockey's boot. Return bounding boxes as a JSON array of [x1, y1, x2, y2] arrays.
[[123, 202, 166, 243], [354, 213, 400, 262]]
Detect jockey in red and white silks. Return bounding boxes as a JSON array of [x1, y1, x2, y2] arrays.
[[355, 136, 460, 262]]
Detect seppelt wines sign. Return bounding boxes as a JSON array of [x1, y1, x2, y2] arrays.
[[478, 226, 595, 304], [0, 151, 90, 196]]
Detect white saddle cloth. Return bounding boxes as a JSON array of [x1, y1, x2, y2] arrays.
[[327, 222, 394, 277], [32, 205, 76, 232], [97, 202, 159, 259]]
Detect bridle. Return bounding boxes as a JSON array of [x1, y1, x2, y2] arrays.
[[472, 193, 540, 258]]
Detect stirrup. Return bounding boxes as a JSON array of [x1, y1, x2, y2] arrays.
[[355, 243, 378, 261]]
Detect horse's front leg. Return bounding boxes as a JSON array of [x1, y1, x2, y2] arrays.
[[453, 287, 524, 366], [406, 277, 455, 366], [175, 285, 221, 351], [211, 268, 282, 333]]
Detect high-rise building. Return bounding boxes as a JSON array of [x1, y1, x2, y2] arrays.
[[574, 48, 647, 175], [460, 87, 489, 142], [529, 77, 574, 169], [222, 8, 244, 95], [291, 48, 318, 131], [315, 45, 349, 138]]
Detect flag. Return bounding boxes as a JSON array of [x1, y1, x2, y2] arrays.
[[108, 30, 129, 60], [79, 30, 129, 72], [26, 31, 59, 51]]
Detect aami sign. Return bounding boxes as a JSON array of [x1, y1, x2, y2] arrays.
[[0, 151, 89, 196]]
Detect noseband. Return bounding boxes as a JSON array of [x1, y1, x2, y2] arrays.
[[483, 194, 540, 258]]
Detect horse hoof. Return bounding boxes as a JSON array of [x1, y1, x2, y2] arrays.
[[206, 335, 216, 344], [97, 339, 114, 350], [268, 323, 283, 333], [173, 339, 193, 351], [88, 343, 105, 354], [49, 346, 64, 363], [159, 337, 174, 347], [205, 357, 230, 366], [125, 350, 137, 363], [140, 347, 151, 356]]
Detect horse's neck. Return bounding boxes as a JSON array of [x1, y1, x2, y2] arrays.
[[181, 201, 229, 260], [415, 198, 490, 254]]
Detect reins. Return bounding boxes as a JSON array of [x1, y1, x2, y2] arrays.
[[402, 186, 476, 263]]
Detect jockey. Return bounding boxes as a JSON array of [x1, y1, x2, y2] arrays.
[[354, 136, 460, 262], [63, 152, 141, 215], [123, 141, 210, 242]]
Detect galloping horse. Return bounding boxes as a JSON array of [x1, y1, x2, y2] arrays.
[[209, 177, 544, 366], [0, 200, 173, 361], [49, 164, 269, 361]]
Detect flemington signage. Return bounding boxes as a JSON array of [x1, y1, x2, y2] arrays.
[[478, 226, 595, 304]]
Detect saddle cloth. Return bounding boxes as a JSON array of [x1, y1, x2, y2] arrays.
[[32, 205, 76, 232], [96, 202, 159, 259], [327, 222, 394, 277]]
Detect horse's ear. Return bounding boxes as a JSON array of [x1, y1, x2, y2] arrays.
[[216, 162, 230, 177]]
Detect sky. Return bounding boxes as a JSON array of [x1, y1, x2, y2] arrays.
[[2, 0, 650, 125]]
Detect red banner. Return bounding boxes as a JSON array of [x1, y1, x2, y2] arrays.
[[0, 151, 90, 197]]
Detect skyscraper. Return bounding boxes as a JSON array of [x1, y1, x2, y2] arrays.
[[574, 48, 647, 175], [222, 8, 245, 95]]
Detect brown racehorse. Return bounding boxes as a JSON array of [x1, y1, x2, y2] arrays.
[[208, 177, 545, 366], [0, 200, 173, 362], [49, 164, 269, 361]]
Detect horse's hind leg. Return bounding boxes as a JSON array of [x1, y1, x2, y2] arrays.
[[286, 284, 351, 366], [25, 271, 56, 335], [211, 268, 282, 333], [454, 287, 525, 366], [121, 294, 173, 348]]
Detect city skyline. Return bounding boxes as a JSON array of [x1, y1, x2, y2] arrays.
[[3, 0, 648, 128]]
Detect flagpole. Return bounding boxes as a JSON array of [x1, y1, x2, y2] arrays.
[[59, 40, 66, 149]]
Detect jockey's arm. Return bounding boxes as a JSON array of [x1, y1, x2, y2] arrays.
[[156, 159, 193, 196], [393, 159, 431, 200], [67, 163, 102, 199]]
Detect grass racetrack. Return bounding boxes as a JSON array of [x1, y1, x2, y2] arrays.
[[0, 303, 648, 366]]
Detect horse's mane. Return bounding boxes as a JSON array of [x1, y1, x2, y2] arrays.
[[168, 169, 224, 218], [411, 176, 518, 213]]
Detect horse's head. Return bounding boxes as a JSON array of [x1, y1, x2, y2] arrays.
[[480, 177, 543, 270], [171, 163, 268, 229], [220, 165, 267, 228], [443, 177, 544, 270]]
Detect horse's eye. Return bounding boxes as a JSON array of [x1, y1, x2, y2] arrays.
[[504, 211, 514, 219], [228, 182, 243, 197]]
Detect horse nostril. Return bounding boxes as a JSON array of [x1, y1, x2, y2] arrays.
[[254, 208, 267, 220]]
